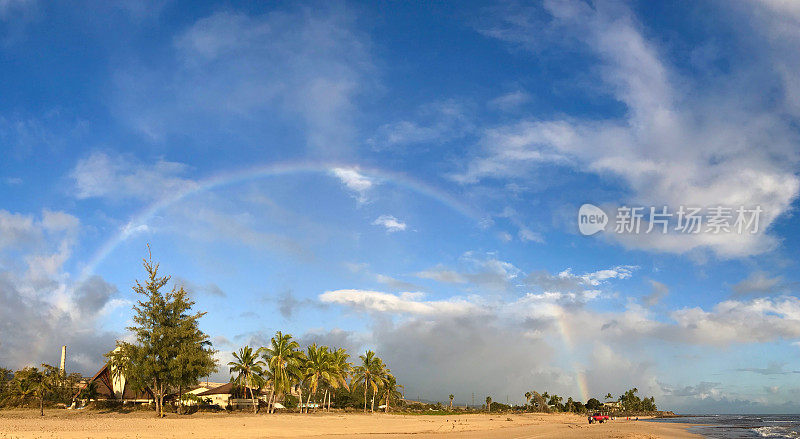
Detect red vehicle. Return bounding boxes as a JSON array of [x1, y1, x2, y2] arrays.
[[588, 412, 610, 424]]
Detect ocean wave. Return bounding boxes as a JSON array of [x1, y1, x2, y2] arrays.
[[753, 425, 800, 438]]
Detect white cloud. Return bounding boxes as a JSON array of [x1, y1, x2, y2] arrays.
[[114, 7, 372, 155], [488, 90, 531, 112], [368, 99, 473, 150], [415, 266, 468, 284], [731, 271, 787, 297], [579, 265, 637, 285], [374, 274, 421, 292], [527, 265, 636, 294], [0, 209, 119, 372], [660, 381, 721, 399], [666, 297, 800, 345], [331, 167, 373, 203], [70, 151, 195, 201], [460, 0, 800, 258], [416, 253, 535, 292], [0, 209, 37, 251], [372, 214, 407, 232], [642, 279, 669, 306], [518, 227, 544, 243], [0, 209, 79, 257], [40, 209, 79, 233], [751, 0, 800, 118], [319, 289, 477, 316], [121, 221, 150, 238]]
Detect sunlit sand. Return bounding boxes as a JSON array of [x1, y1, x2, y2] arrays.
[[0, 410, 700, 438]]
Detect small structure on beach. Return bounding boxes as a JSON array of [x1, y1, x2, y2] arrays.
[[195, 382, 267, 408]]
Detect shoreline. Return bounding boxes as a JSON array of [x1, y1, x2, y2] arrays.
[[0, 409, 704, 438]]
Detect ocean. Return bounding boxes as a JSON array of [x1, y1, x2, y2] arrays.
[[648, 415, 800, 438]]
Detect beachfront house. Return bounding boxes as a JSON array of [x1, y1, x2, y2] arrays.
[[76, 361, 154, 404], [181, 382, 228, 405], [195, 382, 270, 409]]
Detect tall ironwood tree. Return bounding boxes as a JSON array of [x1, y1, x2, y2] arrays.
[[106, 249, 217, 417]]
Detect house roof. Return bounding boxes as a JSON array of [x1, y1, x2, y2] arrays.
[[75, 363, 154, 401], [196, 382, 236, 396], [188, 382, 227, 392], [197, 382, 268, 396]]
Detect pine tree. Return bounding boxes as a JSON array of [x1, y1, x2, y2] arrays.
[[106, 248, 217, 417]]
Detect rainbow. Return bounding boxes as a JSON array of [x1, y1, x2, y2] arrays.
[[554, 308, 590, 402], [75, 161, 592, 404], [76, 160, 481, 283]]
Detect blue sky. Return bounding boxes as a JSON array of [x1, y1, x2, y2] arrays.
[[3, 0, 800, 414]]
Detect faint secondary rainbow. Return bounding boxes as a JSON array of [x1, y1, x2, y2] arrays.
[[77, 161, 481, 283], [554, 308, 590, 402]]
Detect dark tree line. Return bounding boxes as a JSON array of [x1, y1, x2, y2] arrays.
[[0, 364, 87, 414]]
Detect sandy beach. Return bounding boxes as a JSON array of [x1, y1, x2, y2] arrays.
[[0, 410, 701, 439]]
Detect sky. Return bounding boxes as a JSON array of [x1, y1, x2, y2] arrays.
[[2, 0, 800, 414]]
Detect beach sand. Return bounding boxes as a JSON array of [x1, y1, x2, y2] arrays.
[[0, 410, 702, 439]]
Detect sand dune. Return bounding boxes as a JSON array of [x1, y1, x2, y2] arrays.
[[0, 410, 701, 439]]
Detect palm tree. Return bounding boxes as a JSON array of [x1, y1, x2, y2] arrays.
[[262, 331, 302, 414], [14, 365, 56, 417], [371, 361, 389, 413], [548, 394, 563, 411], [301, 344, 334, 414], [326, 347, 351, 411], [352, 350, 384, 413], [13, 369, 36, 406], [486, 396, 492, 413], [604, 392, 613, 401], [228, 346, 266, 413], [291, 350, 308, 413], [449, 394, 454, 410], [524, 391, 532, 408], [383, 374, 403, 413]]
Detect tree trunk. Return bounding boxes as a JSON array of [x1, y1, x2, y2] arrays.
[[268, 389, 274, 414], [39, 396, 44, 416], [178, 385, 182, 415], [298, 387, 303, 414], [363, 385, 367, 413], [159, 383, 166, 418], [371, 392, 375, 413], [322, 389, 328, 412], [249, 381, 257, 414], [385, 391, 389, 413], [306, 389, 313, 414], [153, 379, 159, 417]]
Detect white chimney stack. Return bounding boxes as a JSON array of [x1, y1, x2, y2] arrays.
[[59, 345, 66, 375]]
